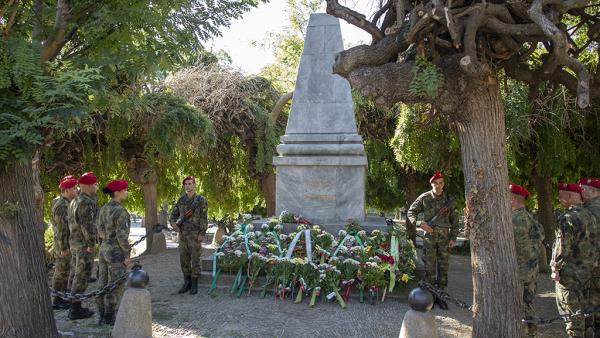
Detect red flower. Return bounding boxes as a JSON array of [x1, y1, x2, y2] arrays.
[[380, 242, 390, 250], [377, 255, 395, 265]]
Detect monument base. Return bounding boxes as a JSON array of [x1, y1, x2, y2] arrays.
[[252, 215, 387, 235]]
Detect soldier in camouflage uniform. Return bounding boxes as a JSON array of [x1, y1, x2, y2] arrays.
[[170, 175, 208, 295], [51, 175, 79, 310], [551, 183, 597, 337], [67, 171, 98, 320], [96, 179, 131, 325], [510, 183, 544, 337], [579, 177, 600, 336], [408, 171, 459, 290]]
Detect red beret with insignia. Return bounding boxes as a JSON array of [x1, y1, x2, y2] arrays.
[[78, 172, 97, 185], [509, 183, 529, 197], [429, 171, 443, 183], [578, 177, 600, 190], [182, 175, 195, 185], [105, 180, 128, 192], [59, 175, 77, 190], [558, 183, 582, 194]]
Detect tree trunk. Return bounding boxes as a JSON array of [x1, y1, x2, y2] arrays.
[[142, 182, 165, 254], [0, 163, 59, 338], [32, 151, 46, 236], [126, 158, 162, 255], [260, 171, 276, 217], [532, 170, 554, 272], [455, 82, 521, 337], [404, 167, 418, 244]]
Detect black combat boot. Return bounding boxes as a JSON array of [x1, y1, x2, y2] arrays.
[[68, 302, 94, 320], [97, 308, 105, 325], [103, 310, 115, 326], [178, 276, 191, 294], [189, 277, 198, 295]]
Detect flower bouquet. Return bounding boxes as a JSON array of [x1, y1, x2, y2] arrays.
[[317, 263, 346, 309]]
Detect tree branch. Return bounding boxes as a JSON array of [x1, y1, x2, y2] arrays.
[[332, 33, 408, 77], [326, 0, 385, 42]]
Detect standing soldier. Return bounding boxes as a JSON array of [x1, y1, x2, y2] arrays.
[[551, 183, 597, 337], [509, 183, 544, 337], [51, 175, 78, 310], [96, 180, 131, 325], [579, 177, 600, 336], [67, 171, 98, 320], [408, 171, 459, 292], [170, 176, 208, 295]]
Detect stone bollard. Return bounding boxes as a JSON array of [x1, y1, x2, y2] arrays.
[[399, 287, 438, 338], [112, 267, 152, 338]]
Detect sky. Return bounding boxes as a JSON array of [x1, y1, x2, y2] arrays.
[[208, 1, 372, 75]]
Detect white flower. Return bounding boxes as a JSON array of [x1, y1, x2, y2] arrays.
[[339, 246, 348, 253], [234, 250, 243, 257], [261, 223, 269, 230], [246, 224, 254, 232], [338, 230, 347, 237], [246, 232, 256, 239], [366, 262, 378, 268], [331, 240, 339, 247], [215, 252, 225, 257], [275, 224, 283, 231], [357, 230, 366, 237], [371, 256, 382, 263], [279, 234, 287, 241], [234, 224, 242, 231], [343, 258, 360, 266]]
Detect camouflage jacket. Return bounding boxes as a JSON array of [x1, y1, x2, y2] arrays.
[[407, 190, 459, 240], [583, 197, 600, 267], [512, 207, 544, 279], [169, 193, 208, 235], [68, 192, 98, 249], [97, 200, 131, 258], [51, 195, 71, 254], [550, 204, 597, 283]]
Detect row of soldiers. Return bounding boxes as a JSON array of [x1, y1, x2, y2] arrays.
[[50, 172, 132, 325], [513, 179, 600, 338], [407, 171, 600, 337], [51, 173, 209, 326]]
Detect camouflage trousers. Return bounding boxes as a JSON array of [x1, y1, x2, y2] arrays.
[[70, 248, 94, 297], [556, 281, 594, 337], [96, 245, 126, 315], [52, 253, 71, 303], [422, 227, 452, 288], [520, 273, 538, 338], [179, 230, 202, 278], [590, 269, 600, 335]]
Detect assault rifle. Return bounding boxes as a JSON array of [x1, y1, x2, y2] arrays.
[[173, 196, 205, 228], [424, 200, 455, 227]]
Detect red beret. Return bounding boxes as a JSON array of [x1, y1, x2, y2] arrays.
[[578, 177, 600, 190], [509, 183, 529, 197], [105, 180, 128, 192], [429, 171, 443, 183], [59, 175, 77, 190], [182, 175, 195, 185], [558, 183, 582, 194], [78, 172, 97, 185]]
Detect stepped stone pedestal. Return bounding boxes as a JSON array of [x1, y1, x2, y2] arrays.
[[273, 13, 370, 232]]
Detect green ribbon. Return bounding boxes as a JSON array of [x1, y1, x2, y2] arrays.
[[389, 235, 399, 292], [268, 231, 284, 256], [242, 224, 252, 256], [333, 233, 364, 257]]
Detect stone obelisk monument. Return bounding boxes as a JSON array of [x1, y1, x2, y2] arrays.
[[273, 13, 367, 230]]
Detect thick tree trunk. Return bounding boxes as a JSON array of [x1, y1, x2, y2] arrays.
[[532, 170, 554, 272], [260, 171, 276, 217], [142, 182, 165, 254], [404, 167, 418, 244], [455, 82, 521, 337], [0, 163, 59, 338], [126, 158, 163, 255], [32, 151, 46, 236]]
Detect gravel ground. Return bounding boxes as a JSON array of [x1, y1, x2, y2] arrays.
[[53, 247, 567, 338]]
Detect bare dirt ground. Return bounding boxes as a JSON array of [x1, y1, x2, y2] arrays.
[[53, 247, 567, 338]]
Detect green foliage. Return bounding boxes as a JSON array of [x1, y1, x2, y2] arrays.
[[409, 57, 444, 99], [391, 104, 460, 173], [0, 40, 102, 164], [364, 140, 403, 212]]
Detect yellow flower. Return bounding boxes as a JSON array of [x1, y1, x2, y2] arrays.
[[401, 273, 410, 283]]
